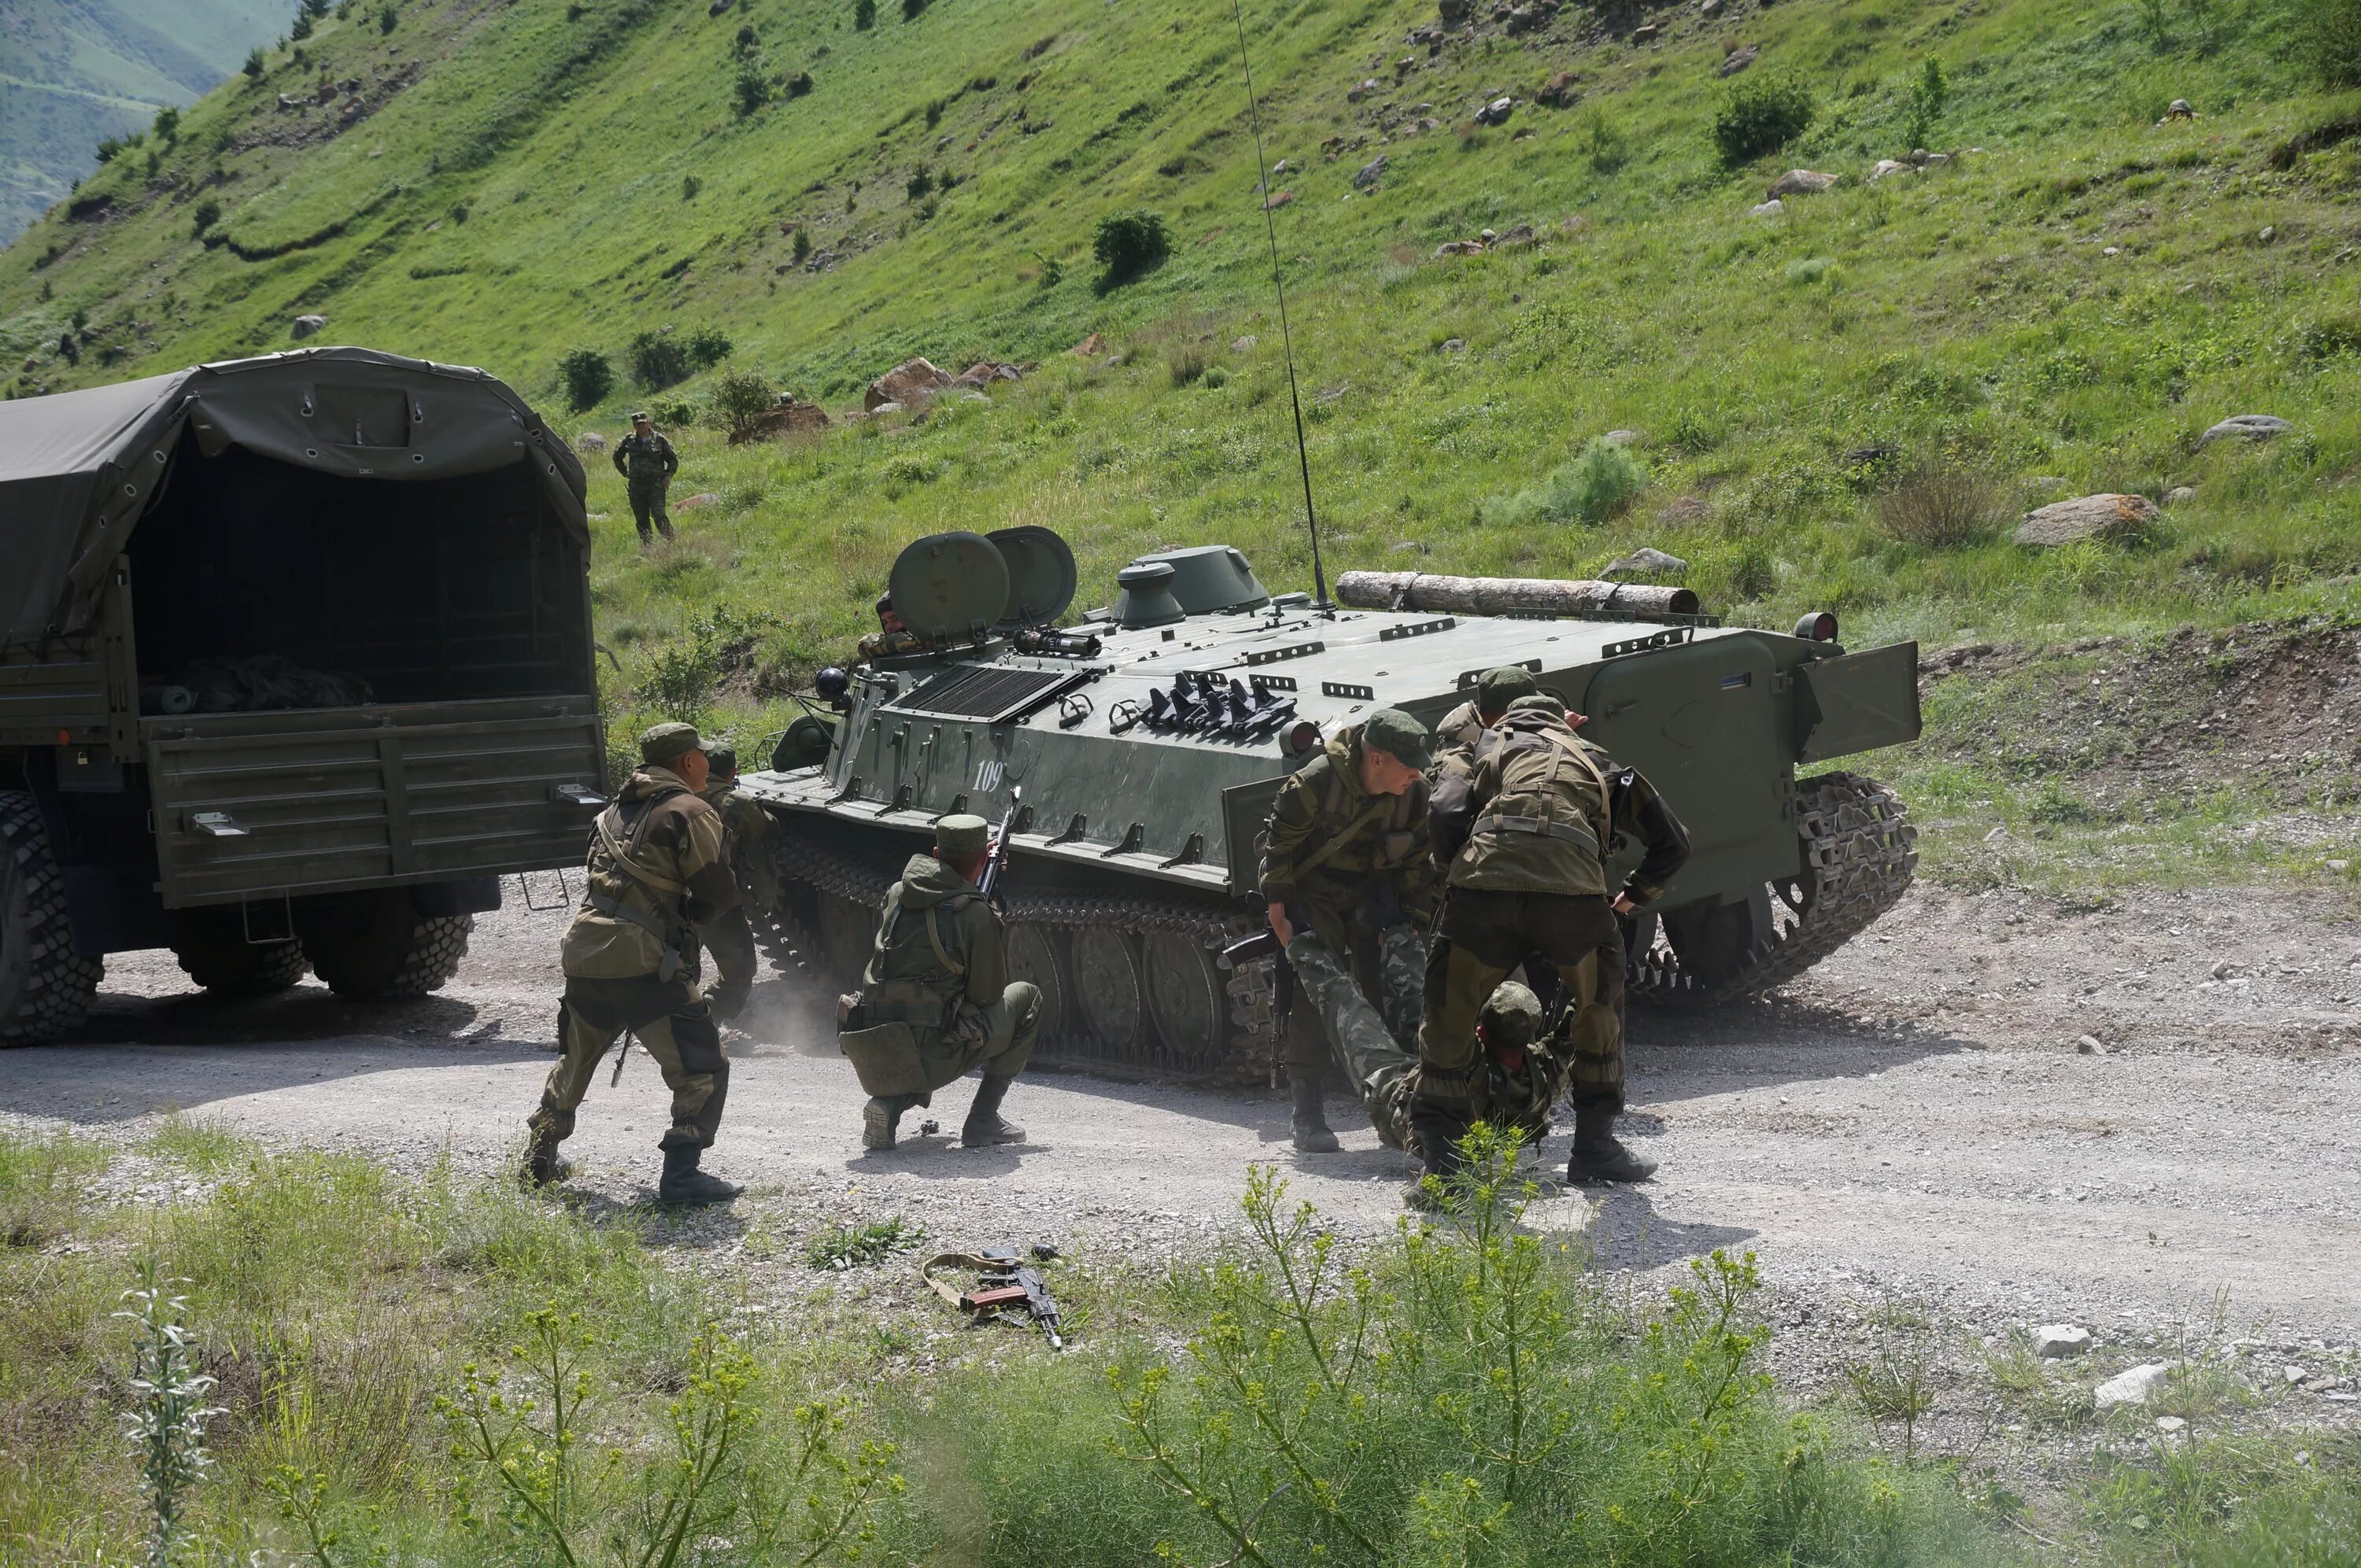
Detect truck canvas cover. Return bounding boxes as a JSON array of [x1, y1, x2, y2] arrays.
[[0, 346, 588, 644]]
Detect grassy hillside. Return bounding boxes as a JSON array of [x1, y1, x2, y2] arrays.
[[6, 0, 2361, 888], [0, 0, 290, 242]]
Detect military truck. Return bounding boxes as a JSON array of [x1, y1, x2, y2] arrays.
[[736, 527, 1919, 1083], [0, 347, 608, 1044]]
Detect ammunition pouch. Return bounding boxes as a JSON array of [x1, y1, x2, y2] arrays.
[[837, 1021, 930, 1097], [863, 976, 955, 1031]]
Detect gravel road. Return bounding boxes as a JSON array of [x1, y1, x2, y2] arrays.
[[6, 881, 2359, 1357]]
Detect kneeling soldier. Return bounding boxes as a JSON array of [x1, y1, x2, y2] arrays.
[[525, 721, 743, 1205], [1414, 692, 1690, 1186], [838, 814, 1040, 1150]]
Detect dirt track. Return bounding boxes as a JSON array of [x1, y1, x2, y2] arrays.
[[5, 880, 2359, 1354]]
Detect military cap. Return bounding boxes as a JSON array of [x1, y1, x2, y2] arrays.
[[705, 744, 738, 778], [1506, 692, 1568, 718], [874, 590, 893, 614], [630, 410, 652, 423], [935, 813, 990, 855], [1479, 980, 1544, 1048], [1475, 665, 1540, 715], [1358, 708, 1433, 773], [639, 721, 703, 765]]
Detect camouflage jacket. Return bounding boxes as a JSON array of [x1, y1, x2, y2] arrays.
[[560, 766, 741, 980], [1259, 725, 1438, 928], [859, 853, 1007, 1042], [1437, 710, 1689, 905], [613, 431, 678, 484], [1432, 697, 1487, 754]]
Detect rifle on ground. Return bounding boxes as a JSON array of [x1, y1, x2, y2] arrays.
[[922, 1245, 1063, 1350], [1221, 906, 1296, 1090], [976, 786, 1023, 908]]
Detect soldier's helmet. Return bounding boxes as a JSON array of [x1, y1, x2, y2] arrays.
[[1477, 981, 1544, 1049]]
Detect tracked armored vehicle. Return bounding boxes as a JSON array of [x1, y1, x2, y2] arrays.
[[737, 528, 1921, 1083]]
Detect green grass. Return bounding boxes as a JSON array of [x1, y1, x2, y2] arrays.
[[9, 0, 2361, 890], [141, 1112, 247, 1175]]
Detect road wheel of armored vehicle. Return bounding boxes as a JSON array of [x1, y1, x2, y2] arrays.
[[1069, 928, 1147, 1060], [1628, 771, 1917, 1007], [0, 792, 104, 1046], [299, 891, 473, 1000], [1142, 932, 1225, 1068], [816, 894, 875, 984], [1004, 924, 1070, 1042], [171, 908, 307, 997]]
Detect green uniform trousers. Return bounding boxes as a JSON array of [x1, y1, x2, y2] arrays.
[[912, 980, 1041, 1101], [534, 974, 727, 1149], [628, 478, 674, 542], [1417, 889, 1626, 1115], [1281, 895, 1424, 1076], [1287, 928, 1420, 1149]]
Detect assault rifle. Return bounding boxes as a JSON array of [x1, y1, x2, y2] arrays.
[[977, 786, 1023, 908], [922, 1245, 1065, 1350], [1220, 906, 1297, 1090]]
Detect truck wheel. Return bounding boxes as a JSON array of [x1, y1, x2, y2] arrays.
[[171, 909, 308, 997], [299, 891, 474, 1000], [1, 791, 104, 1046]]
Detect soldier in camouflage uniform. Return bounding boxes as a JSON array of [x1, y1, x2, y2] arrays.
[[1415, 692, 1690, 1186], [1289, 935, 1561, 1172], [613, 411, 680, 546], [691, 745, 765, 1024], [838, 814, 1039, 1152], [525, 721, 743, 1205], [855, 591, 927, 664], [1259, 708, 1439, 1153], [1432, 664, 1539, 754]]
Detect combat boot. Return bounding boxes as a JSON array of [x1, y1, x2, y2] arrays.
[[1568, 1104, 1657, 1184], [658, 1144, 742, 1206], [961, 1075, 1025, 1147], [1290, 1073, 1341, 1153], [520, 1123, 570, 1187], [863, 1093, 922, 1150]]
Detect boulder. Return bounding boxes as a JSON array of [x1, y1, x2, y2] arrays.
[[575, 431, 608, 453], [1070, 332, 1106, 357], [1232, 334, 1258, 353], [1354, 155, 1388, 192], [2033, 1325, 2092, 1360], [1439, 0, 1470, 18], [2016, 493, 2156, 547], [1602, 546, 1687, 578], [1537, 71, 1580, 108], [290, 314, 329, 339], [1600, 429, 1642, 447], [2161, 98, 2197, 124], [2164, 485, 2197, 506], [1750, 197, 1785, 216], [1495, 223, 1536, 245], [1476, 96, 1516, 125], [1767, 169, 1838, 198], [1871, 159, 1913, 180], [1439, 338, 1467, 353], [675, 493, 722, 508], [2197, 414, 2291, 449], [1347, 78, 1382, 103], [1633, 23, 1660, 42], [1435, 239, 1487, 257], [1718, 44, 1759, 78], [1264, 188, 1296, 209], [2095, 1362, 2174, 1409], [952, 360, 1024, 388], [865, 356, 954, 411]]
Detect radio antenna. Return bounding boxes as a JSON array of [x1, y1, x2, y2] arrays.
[[1229, 0, 1330, 614]]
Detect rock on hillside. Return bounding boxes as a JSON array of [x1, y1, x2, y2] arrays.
[[2015, 493, 2156, 547]]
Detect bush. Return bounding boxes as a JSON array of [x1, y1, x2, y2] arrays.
[[1876, 463, 2004, 548], [242, 47, 265, 79], [854, 0, 875, 27], [685, 324, 732, 369], [681, 172, 702, 200], [1483, 437, 1648, 528], [378, 3, 397, 34], [2299, 0, 2361, 86], [290, 8, 314, 39], [1713, 75, 1816, 167], [901, 0, 928, 17], [709, 366, 776, 437], [792, 227, 811, 264], [556, 346, 612, 411], [905, 165, 933, 200], [733, 61, 770, 116], [1092, 208, 1169, 288], [1166, 343, 1209, 386], [1904, 57, 1949, 150], [152, 106, 180, 142], [189, 197, 220, 236], [629, 331, 692, 391]]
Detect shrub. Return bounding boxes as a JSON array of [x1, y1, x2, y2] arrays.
[[1713, 74, 1815, 166], [902, 0, 928, 17], [1483, 437, 1648, 528], [681, 172, 702, 200], [556, 346, 612, 411], [733, 61, 770, 116], [1904, 57, 1949, 149], [1578, 105, 1628, 172], [792, 227, 811, 264], [1201, 364, 1229, 389], [905, 165, 933, 199], [854, 0, 875, 27], [1166, 343, 1209, 386], [685, 324, 732, 368], [242, 46, 266, 79], [2298, 0, 2361, 87], [189, 197, 220, 236], [152, 106, 180, 142], [291, 8, 315, 39], [709, 366, 776, 437], [378, 3, 397, 34], [629, 330, 691, 390], [1092, 208, 1169, 288], [1876, 463, 2004, 547]]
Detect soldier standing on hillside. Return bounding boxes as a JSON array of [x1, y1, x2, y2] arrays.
[[837, 814, 1039, 1152], [524, 721, 744, 1205], [1414, 692, 1690, 1187], [1258, 709, 1439, 1153], [692, 745, 764, 1024], [614, 411, 679, 546]]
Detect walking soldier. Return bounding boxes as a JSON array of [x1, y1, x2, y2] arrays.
[[613, 411, 679, 546], [838, 814, 1040, 1152], [1413, 692, 1690, 1186], [524, 722, 744, 1205], [1258, 708, 1439, 1153]]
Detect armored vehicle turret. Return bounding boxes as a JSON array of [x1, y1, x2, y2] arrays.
[[737, 529, 1920, 1082]]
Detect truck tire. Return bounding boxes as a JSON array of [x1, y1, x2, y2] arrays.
[[170, 909, 308, 997], [299, 891, 474, 1000], [1, 791, 104, 1046]]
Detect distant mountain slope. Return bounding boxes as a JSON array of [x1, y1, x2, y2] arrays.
[[0, 0, 290, 242]]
